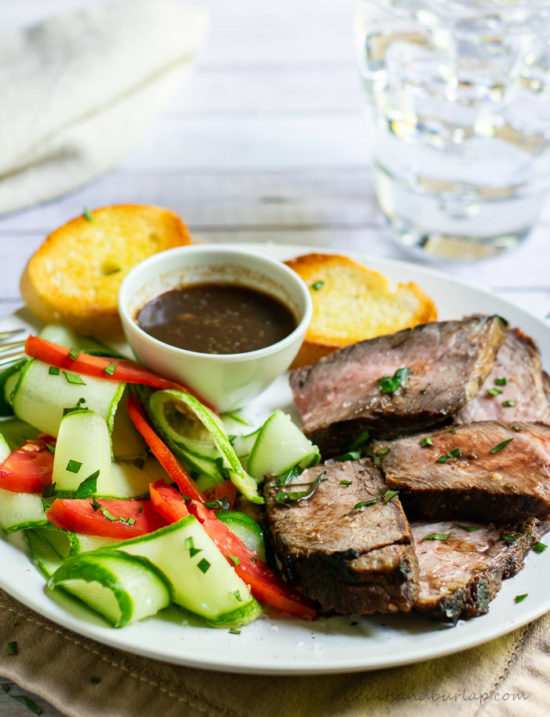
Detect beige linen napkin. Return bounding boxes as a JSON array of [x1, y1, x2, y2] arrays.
[[1, 588, 549, 717], [0, 0, 208, 216]]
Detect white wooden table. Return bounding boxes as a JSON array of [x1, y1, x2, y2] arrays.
[[1, 1, 550, 715]]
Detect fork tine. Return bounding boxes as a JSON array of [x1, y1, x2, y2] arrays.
[[0, 340, 25, 354], [0, 328, 25, 341], [0, 350, 26, 367]]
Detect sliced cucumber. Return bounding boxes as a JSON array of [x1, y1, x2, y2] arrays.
[[111, 394, 147, 461], [217, 511, 266, 562], [231, 429, 260, 470], [178, 449, 226, 490], [247, 410, 320, 481], [53, 410, 112, 493], [0, 417, 38, 450], [0, 359, 28, 416], [108, 515, 262, 627], [0, 433, 9, 462], [26, 528, 66, 578], [39, 324, 123, 357], [150, 390, 262, 504], [13, 359, 125, 437], [0, 489, 47, 532], [107, 456, 167, 498], [49, 550, 172, 627]]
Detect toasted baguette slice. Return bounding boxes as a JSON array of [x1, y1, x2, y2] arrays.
[[20, 204, 191, 337], [285, 253, 437, 367]]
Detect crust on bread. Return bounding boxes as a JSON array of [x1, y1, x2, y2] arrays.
[[20, 204, 191, 338], [285, 253, 438, 368]]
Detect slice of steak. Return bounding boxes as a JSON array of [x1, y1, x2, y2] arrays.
[[455, 328, 550, 424], [377, 421, 550, 522], [264, 458, 418, 614], [290, 315, 507, 456], [412, 518, 550, 623]]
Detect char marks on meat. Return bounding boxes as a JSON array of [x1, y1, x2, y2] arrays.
[[378, 421, 550, 522], [264, 459, 418, 614], [413, 518, 550, 623], [290, 315, 507, 456], [455, 328, 550, 424]]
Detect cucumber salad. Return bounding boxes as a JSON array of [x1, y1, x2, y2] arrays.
[[0, 324, 320, 630]]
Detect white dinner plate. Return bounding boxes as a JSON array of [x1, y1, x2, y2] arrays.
[[1, 242, 549, 675]]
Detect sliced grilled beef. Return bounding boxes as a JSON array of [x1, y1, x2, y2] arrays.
[[413, 518, 549, 623], [377, 421, 550, 522], [455, 328, 550, 424], [264, 458, 418, 614], [290, 315, 507, 456]]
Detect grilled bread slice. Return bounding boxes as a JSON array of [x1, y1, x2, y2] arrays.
[[285, 253, 437, 367], [20, 204, 191, 337]]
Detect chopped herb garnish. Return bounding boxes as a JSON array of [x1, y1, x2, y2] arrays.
[[91, 497, 102, 512], [76, 470, 100, 499], [100, 507, 119, 521], [68, 348, 80, 361], [502, 400, 516, 408], [184, 536, 201, 557], [229, 628, 241, 635], [63, 371, 86, 386], [377, 367, 413, 395], [138, 503, 143, 514], [449, 428, 457, 434], [104, 267, 121, 276], [512, 424, 521, 431], [515, 594, 528, 603], [436, 455, 448, 464], [228, 555, 240, 566], [420, 437, 434, 447], [340, 480, 352, 486], [458, 524, 479, 532], [90, 676, 101, 684], [205, 499, 230, 511], [2, 684, 10, 693], [48, 366, 60, 376], [42, 483, 56, 498], [383, 489, 399, 504], [274, 471, 327, 506], [502, 534, 517, 544], [250, 556, 257, 562], [490, 438, 513, 454], [448, 447, 461, 458], [83, 206, 94, 222], [232, 590, 243, 602], [119, 516, 136, 527], [333, 450, 362, 462], [533, 541, 547, 554], [45, 444, 55, 455], [132, 457, 145, 470], [311, 280, 324, 291], [103, 362, 116, 376], [487, 387, 503, 397], [348, 430, 370, 451], [276, 465, 301, 486], [422, 533, 449, 541], [7, 641, 17, 656], [373, 446, 391, 468], [197, 558, 211, 573], [353, 499, 376, 511], [66, 459, 82, 474], [12, 696, 43, 715], [494, 377, 507, 386]]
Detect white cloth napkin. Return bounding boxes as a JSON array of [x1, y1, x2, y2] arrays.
[[0, 0, 208, 215]]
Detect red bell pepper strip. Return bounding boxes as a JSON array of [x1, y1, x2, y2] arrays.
[[0, 435, 55, 494], [24, 335, 217, 412], [46, 497, 167, 538], [150, 478, 317, 620], [204, 479, 238, 510], [126, 394, 205, 503]]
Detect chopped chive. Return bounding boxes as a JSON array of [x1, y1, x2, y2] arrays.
[[189, 547, 201, 557], [132, 457, 145, 470], [48, 366, 60, 376], [104, 267, 121, 276], [12, 696, 43, 715], [340, 480, 352, 486], [103, 362, 116, 376], [66, 459, 82, 474], [68, 348, 80, 361], [250, 556, 257, 562], [512, 424, 521, 431], [494, 377, 507, 386], [487, 387, 503, 397], [383, 489, 399, 503], [436, 455, 448, 463], [420, 437, 434, 447], [353, 499, 376, 511], [42, 483, 56, 498], [229, 628, 241, 635], [311, 280, 324, 291], [232, 590, 243, 602], [90, 676, 101, 684], [376, 446, 391, 459], [184, 536, 193, 550], [138, 503, 143, 514], [422, 533, 449, 541], [333, 450, 361, 461], [185, 537, 201, 557], [377, 367, 413, 395], [533, 541, 547, 553], [119, 516, 135, 526], [502, 534, 517, 544], [449, 428, 457, 434], [75, 470, 99, 499], [91, 497, 102, 512], [63, 371, 86, 385], [228, 555, 240, 566], [83, 206, 94, 222], [490, 438, 513, 454], [515, 594, 528, 603], [458, 524, 479, 532], [502, 400, 516, 408], [100, 508, 119, 521], [197, 558, 211, 573], [447, 448, 461, 458], [7, 641, 17, 656], [45, 444, 55, 454], [348, 430, 370, 451]]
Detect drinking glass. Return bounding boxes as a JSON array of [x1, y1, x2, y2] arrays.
[[356, 0, 550, 259]]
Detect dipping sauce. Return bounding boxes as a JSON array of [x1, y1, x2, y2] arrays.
[[136, 283, 297, 354]]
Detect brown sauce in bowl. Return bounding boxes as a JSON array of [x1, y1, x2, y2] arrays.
[[136, 283, 297, 354]]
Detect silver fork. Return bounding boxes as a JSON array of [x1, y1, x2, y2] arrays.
[[0, 328, 27, 367]]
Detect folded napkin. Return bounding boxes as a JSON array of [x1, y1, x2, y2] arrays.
[[0, 0, 208, 216], [1, 587, 549, 717]]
